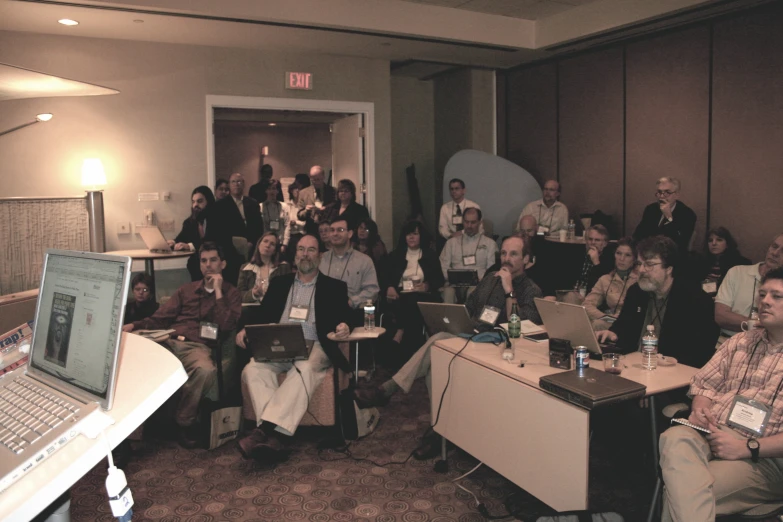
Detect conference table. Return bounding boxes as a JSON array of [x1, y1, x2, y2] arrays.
[[0, 333, 187, 521], [430, 336, 697, 512]]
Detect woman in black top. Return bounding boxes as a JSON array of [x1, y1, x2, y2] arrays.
[[695, 227, 750, 295], [123, 273, 159, 324], [353, 217, 387, 274], [382, 220, 444, 349], [325, 179, 369, 232]]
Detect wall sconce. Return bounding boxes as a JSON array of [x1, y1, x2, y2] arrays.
[[81, 158, 107, 190], [0, 113, 53, 138], [81, 158, 107, 253]]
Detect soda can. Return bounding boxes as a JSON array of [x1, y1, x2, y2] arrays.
[[575, 346, 589, 370]]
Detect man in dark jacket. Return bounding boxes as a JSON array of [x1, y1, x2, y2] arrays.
[[169, 185, 215, 281], [597, 235, 718, 369], [234, 234, 351, 461], [633, 176, 697, 255]]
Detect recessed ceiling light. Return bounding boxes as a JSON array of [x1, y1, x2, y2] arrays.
[[133, 19, 144, 23], [58, 19, 79, 26], [268, 123, 277, 127], [381, 42, 391, 47], [36, 113, 53, 122]]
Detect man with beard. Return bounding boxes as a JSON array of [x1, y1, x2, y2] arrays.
[[234, 235, 351, 461], [597, 235, 718, 369], [355, 235, 542, 458], [123, 242, 242, 447], [169, 186, 215, 281], [633, 176, 697, 255]]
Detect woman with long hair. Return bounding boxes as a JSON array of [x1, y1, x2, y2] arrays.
[[696, 227, 751, 294], [237, 232, 292, 303], [583, 237, 639, 331], [352, 217, 387, 272]]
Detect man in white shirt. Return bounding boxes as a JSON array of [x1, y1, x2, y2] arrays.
[[438, 178, 481, 241], [440, 207, 497, 303], [715, 233, 783, 337], [519, 180, 569, 235]]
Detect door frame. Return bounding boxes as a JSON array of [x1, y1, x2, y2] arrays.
[[205, 95, 376, 216]]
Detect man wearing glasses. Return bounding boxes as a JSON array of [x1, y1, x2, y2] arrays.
[[518, 179, 569, 236], [597, 235, 717, 369], [633, 177, 697, 254]]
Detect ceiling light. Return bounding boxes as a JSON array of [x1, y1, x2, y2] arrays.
[[58, 19, 79, 26], [36, 113, 53, 122], [268, 123, 277, 127], [133, 19, 144, 23]]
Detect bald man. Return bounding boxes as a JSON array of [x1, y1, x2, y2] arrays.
[[297, 166, 336, 232]]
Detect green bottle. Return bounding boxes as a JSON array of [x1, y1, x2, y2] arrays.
[[508, 301, 521, 339]]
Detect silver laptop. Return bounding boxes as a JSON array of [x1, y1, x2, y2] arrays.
[[418, 303, 476, 336], [534, 298, 604, 354], [0, 250, 131, 492], [246, 324, 309, 362], [539, 367, 646, 409], [138, 226, 172, 253]]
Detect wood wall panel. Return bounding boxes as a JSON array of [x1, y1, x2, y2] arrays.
[[625, 27, 711, 247], [505, 63, 557, 186], [711, 5, 783, 261], [558, 48, 624, 237]]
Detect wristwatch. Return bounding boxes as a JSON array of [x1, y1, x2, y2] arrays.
[[505, 291, 515, 299], [747, 438, 760, 463]]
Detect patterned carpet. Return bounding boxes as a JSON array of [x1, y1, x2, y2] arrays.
[[64, 374, 775, 522]]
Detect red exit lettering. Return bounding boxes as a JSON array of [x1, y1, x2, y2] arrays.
[[286, 72, 313, 90]]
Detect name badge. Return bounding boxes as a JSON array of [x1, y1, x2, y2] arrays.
[[478, 305, 500, 325], [289, 305, 310, 322], [452, 215, 463, 226], [727, 395, 771, 436], [702, 280, 717, 294], [578, 287, 586, 297], [538, 226, 550, 235], [270, 220, 280, 231], [199, 321, 219, 341], [462, 255, 477, 266], [402, 280, 414, 291]]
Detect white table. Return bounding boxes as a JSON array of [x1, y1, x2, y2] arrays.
[[430, 336, 697, 512], [0, 333, 187, 521]]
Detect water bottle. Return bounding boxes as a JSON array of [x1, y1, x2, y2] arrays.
[[567, 219, 575, 240], [642, 324, 658, 370], [363, 300, 376, 331], [508, 302, 521, 339]]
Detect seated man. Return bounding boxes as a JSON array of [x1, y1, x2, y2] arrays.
[[122, 242, 242, 447], [439, 207, 498, 303], [659, 266, 783, 521], [357, 235, 542, 457], [169, 185, 215, 281], [319, 217, 380, 326], [519, 179, 569, 235], [597, 235, 718, 369], [438, 177, 481, 241], [559, 224, 614, 303], [633, 176, 696, 255], [234, 235, 351, 461], [715, 233, 783, 338]]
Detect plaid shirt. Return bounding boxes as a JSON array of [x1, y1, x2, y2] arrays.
[[690, 328, 783, 437]]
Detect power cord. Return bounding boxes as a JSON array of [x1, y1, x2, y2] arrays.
[[431, 333, 477, 430], [102, 431, 133, 522]]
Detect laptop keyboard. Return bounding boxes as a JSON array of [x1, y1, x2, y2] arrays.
[[0, 376, 80, 455]]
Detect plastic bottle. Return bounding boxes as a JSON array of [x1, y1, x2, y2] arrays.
[[363, 300, 376, 331], [567, 219, 575, 240], [642, 324, 658, 370], [508, 302, 521, 339]]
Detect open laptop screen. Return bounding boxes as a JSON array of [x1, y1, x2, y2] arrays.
[[28, 250, 131, 408]]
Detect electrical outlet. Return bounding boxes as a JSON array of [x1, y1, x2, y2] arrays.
[[159, 219, 175, 232], [162, 191, 171, 201], [116, 222, 131, 235]]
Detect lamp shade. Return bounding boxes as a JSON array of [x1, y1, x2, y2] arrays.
[[81, 158, 107, 188]]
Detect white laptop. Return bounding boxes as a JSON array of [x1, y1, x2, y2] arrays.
[[138, 226, 172, 253], [418, 303, 476, 336], [0, 250, 131, 492], [534, 298, 605, 354]]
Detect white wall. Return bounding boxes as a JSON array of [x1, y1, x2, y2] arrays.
[[0, 30, 393, 248]]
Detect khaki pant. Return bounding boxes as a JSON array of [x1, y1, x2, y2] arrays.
[[391, 332, 455, 399], [660, 425, 783, 521], [165, 339, 217, 427]]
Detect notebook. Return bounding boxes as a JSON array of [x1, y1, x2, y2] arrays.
[[534, 298, 605, 354], [447, 269, 479, 287], [418, 303, 475, 336], [246, 324, 309, 362], [539, 367, 646, 409], [0, 249, 131, 492], [138, 226, 172, 253]]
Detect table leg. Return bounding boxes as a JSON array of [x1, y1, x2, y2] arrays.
[[355, 341, 360, 380], [144, 259, 157, 300], [649, 395, 659, 481]]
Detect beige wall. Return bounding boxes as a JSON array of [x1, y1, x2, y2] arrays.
[[214, 122, 332, 186], [0, 30, 392, 248]]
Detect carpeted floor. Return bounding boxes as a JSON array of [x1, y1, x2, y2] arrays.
[[66, 375, 776, 522]]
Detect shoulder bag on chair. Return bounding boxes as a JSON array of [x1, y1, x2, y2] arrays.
[[201, 341, 242, 450]]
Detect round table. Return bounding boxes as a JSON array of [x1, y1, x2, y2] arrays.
[[106, 249, 193, 297]]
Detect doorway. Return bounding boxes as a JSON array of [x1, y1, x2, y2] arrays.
[[205, 95, 375, 215]]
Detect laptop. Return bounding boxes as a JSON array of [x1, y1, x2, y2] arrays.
[[534, 298, 605, 354], [246, 324, 309, 362], [0, 249, 131, 492], [138, 226, 172, 253], [447, 269, 479, 287], [418, 303, 476, 336], [539, 367, 647, 409]]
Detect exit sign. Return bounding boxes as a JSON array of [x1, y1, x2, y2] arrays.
[[286, 72, 313, 90]]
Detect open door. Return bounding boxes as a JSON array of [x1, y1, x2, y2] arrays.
[[331, 114, 365, 206]]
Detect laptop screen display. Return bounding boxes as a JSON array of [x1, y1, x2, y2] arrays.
[[29, 252, 128, 400]]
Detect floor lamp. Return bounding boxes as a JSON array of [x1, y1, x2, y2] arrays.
[[82, 158, 107, 253]]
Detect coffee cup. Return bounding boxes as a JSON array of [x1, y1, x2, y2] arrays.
[[559, 230, 568, 242], [741, 319, 759, 331]]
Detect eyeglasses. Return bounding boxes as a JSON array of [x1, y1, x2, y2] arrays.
[[655, 190, 676, 197], [134, 287, 150, 293], [230, 180, 244, 185], [331, 227, 347, 233], [635, 261, 664, 270]]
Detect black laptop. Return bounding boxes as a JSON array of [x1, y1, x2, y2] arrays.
[[447, 269, 479, 287], [245, 324, 309, 362], [539, 368, 646, 409]]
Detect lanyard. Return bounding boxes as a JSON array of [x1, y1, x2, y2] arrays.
[[651, 294, 669, 328], [537, 203, 555, 230], [291, 277, 317, 309], [460, 235, 481, 259], [751, 276, 759, 315], [263, 201, 280, 222], [736, 340, 783, 410], [328, 249, 354, 281]]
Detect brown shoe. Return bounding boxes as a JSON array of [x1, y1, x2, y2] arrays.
[[353, 387, 390, 408], [178, 424, 201, 449], [238, 428, 290, 463], [237, 428, 268, 459]]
